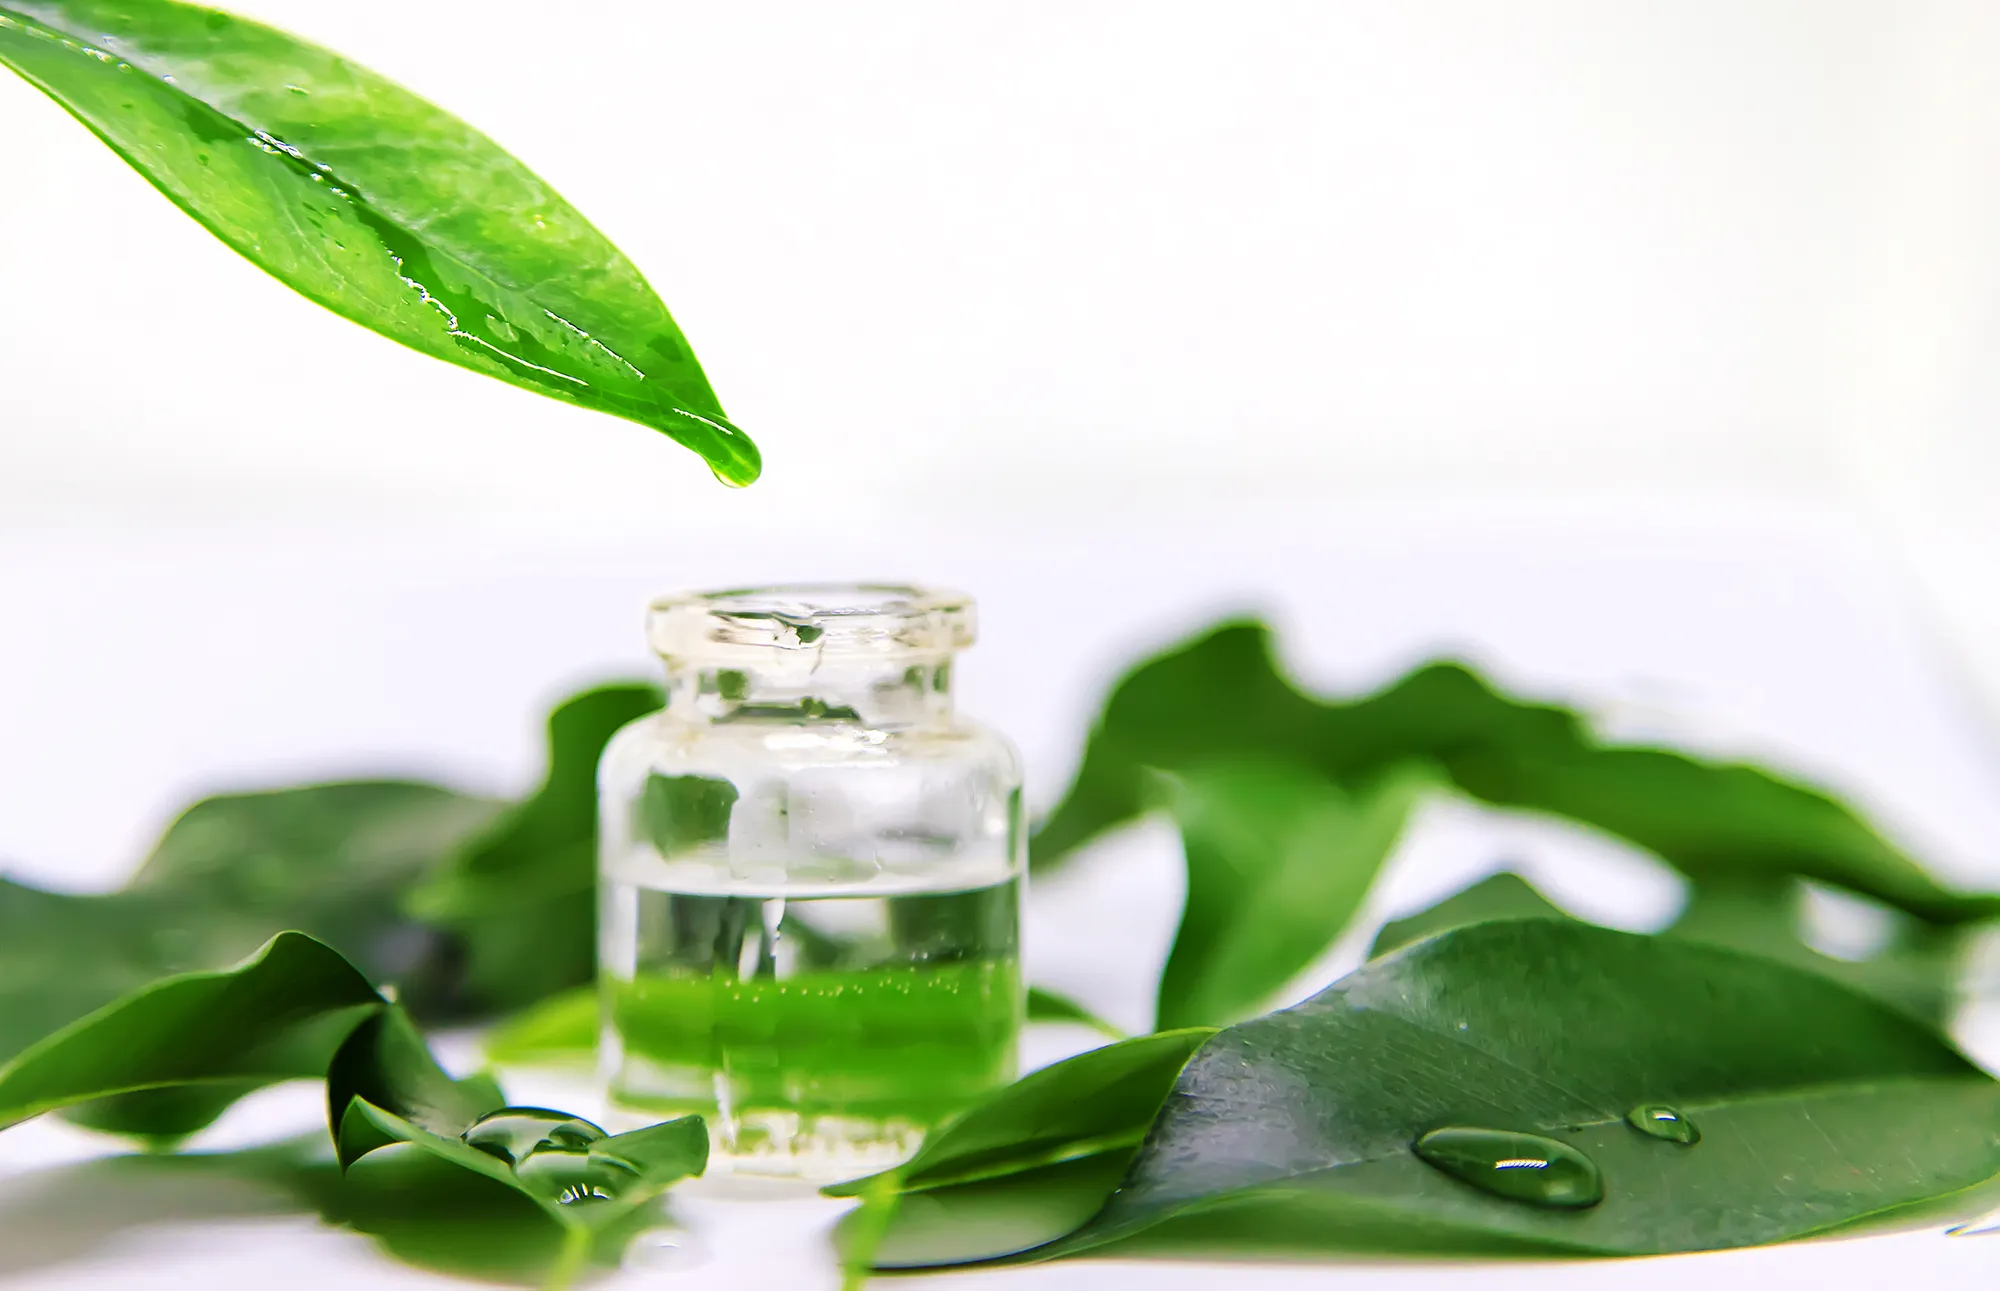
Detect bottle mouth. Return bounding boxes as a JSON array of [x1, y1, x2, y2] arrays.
[[647, 583, 976, 661]]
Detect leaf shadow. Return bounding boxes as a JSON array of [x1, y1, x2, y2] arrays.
[[0, 1139, 670, 1285]]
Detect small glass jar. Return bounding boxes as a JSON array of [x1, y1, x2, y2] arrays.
[[597, 584, 1024, 1180]]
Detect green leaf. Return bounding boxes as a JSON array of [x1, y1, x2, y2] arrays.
[[858, 920, 2000, 1267], [1035, 621, 1999, 926], [483, 986, 597, 1067], [407, 683, 662, 1015], [0, 780, 497, 1074], [0, 931, 382, 1131], [1155, 761, 1429, 1029], [826, 1028, 1212, 1200], [1368, 871, 1573, 958], [326, 1000, 706, 1281], [1024, 987, 1126, 1040], [1667, 876, 1964, 1026], [326, 1007, 503, 1163], [634, 772, 740, 854], [0, 0, 757, 483]]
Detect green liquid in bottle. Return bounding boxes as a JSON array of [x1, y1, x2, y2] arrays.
[[602, 876, 1022, 1179]]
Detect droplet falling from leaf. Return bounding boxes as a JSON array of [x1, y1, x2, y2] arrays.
[[1411, 1126, 1604, 1209], [1625, 1103, 1701, 1145]]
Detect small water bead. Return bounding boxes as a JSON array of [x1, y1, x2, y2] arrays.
[[1625, 1104, 1700, 1145], [1412, 1127, 1604, 1209], [460, 1107, 607, 1167]]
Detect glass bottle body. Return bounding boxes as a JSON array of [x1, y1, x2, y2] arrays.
[[597, 586, 1023, 1180]]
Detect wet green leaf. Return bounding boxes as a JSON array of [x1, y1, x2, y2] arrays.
[[853, 920, 2000, 1268], [407, 684, 661, 1015], [326, 1000, 706, 1278], [0, 932, 382, 1131], [1155, 761, 1429, 1028], [0, 0, 757, 482]]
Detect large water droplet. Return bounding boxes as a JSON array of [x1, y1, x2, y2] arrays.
[[1625, 1104, 1700, 1145], [460, 1107, 606, 1167], [516, 1146, 641, 1207], [1412, 1127, 1603, 1208]]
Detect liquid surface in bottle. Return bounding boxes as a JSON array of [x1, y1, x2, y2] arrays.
[[601, 869, 1022, 1180]]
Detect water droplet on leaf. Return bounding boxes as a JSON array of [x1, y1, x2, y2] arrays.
[[516, 1145, 640, 1206], [1412, 1126, 1603, 1208], [460, 1107, 606, 1166], [1625, 1104, 1700, 1144]]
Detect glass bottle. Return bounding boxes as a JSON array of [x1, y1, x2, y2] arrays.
[[597, 584, 1024, 1180]]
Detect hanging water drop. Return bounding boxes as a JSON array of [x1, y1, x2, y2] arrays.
[[460, 1106, 606, 1166], [1625, 1104, 1700, 1144], [1412, 1126, 1603, 1208]]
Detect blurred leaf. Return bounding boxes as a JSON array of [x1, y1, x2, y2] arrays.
[[0, 781, 498, 1077], [130, 780, 502, 981], [849, 920, 2000, 1268], [0, 0, 758, 483], [1036, 621, 1999, 926], [1667, 876, 1964, 1026], [1154, 762, 1429, 1028], [634, 772, 739, 854], [0, 932, 381, 1132], [484, 986, 597, 1067], [1024, 987, 1126, 1040], [1368, 871, 1573, 958], [826, 1028, 1212, 1200], [407, 683, 662, 1015]]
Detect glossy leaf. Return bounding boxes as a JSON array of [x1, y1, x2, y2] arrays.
[[825, 1027, 1212, 1200], [1368, 871, 1572, 958], [407, 683, 662, 1014], [0, 932, 382, 1131], [326, 1006, 503, 1164], [1155, 761, 1428, 1028], [1024, 987, 1126, 1040], [853, 920, 2000, 1268], [0, 0, 757, 482], [327, 1000, 706, 1270], [1035, 622, 2000, 924]]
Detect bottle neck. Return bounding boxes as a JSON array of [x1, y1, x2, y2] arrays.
[[663, 652, 956, 728]]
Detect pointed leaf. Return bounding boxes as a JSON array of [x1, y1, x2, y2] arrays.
[[0, 0, 757, 481]]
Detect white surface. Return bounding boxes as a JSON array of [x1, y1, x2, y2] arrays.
[[4, 514, 2000, 1287]]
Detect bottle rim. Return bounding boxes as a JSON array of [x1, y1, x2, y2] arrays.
[[646, 582, 975, 660]]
